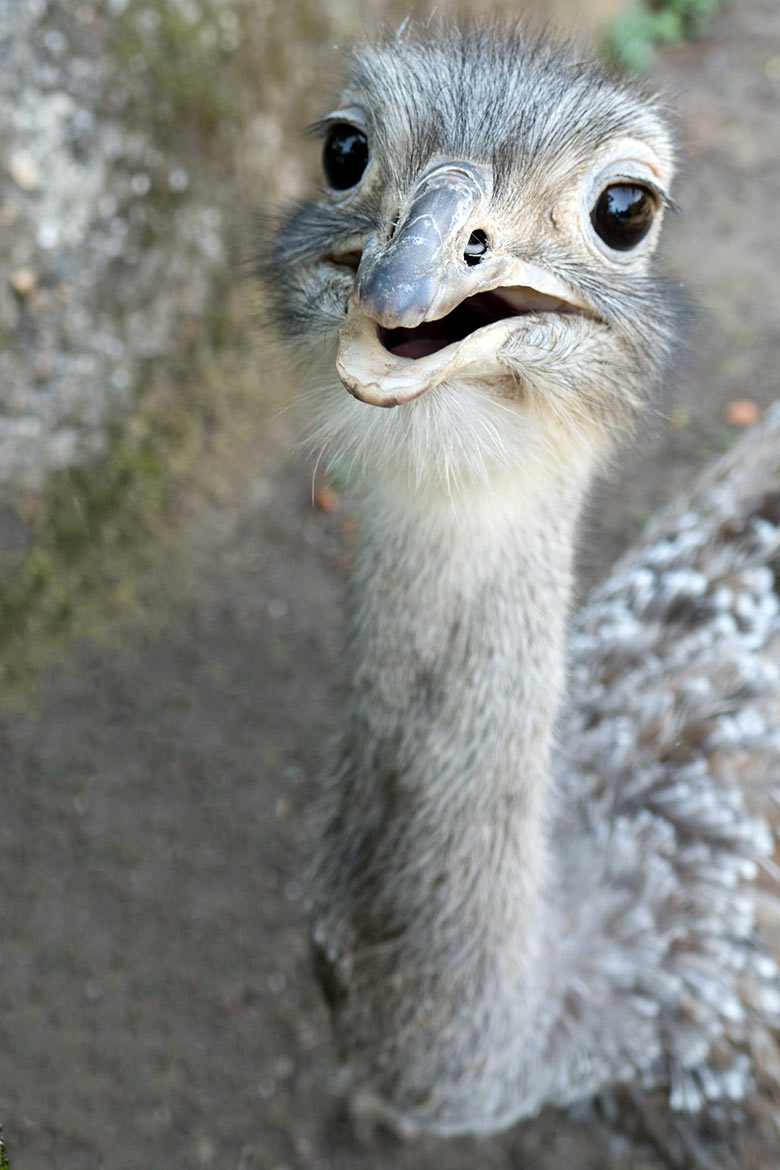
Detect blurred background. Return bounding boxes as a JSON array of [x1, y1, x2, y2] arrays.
[[0, 0, 778, 1167]]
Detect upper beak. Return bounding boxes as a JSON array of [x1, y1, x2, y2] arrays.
[[355, 160, 493, 329]]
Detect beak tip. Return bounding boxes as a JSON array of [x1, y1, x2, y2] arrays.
[[357, 269, 435, 331]]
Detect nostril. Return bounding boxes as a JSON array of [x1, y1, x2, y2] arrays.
[[464, 229, 489, 266], [387, 215, 399, 241]]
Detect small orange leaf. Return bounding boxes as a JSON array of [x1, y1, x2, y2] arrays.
[[313, 483, 340, 512], [724, 399, 761, 428]]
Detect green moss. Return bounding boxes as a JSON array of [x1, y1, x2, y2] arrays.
[[0, 1122, 9, 1170], [111, 0, 340, 158], [603, 0, 727, 71], [0, 351, 203, 694], [0, 0, 343, 700], [113, 3, 241, 142], [0, 281, 274, 701], [0, 406, 190, 693], [113, 0, 303, 147]]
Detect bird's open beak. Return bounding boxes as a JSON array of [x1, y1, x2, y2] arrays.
[[336, 160, 590, 408]]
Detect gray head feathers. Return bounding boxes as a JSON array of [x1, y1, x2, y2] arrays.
[[270, 23, 681, 493]]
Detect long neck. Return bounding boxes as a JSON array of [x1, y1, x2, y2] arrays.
[[345, 471, 583, 924], [311, 457, 594, 1130]]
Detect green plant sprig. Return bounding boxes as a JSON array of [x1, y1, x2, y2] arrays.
[[604, 0, 726, 72], [0, 1121, 11, 1170]]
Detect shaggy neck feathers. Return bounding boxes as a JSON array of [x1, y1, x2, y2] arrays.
[[311, 455, 599, 1127]]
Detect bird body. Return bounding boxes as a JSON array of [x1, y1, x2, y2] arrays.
[[269, 22, 780, 1163]]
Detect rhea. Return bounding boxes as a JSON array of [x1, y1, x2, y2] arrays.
[[269, 23, 780, 1165]]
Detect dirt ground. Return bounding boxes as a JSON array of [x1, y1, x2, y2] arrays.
[[1, 1, 780, 1168]]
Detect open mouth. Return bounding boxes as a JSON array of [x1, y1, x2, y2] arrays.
[[333, 246, 597, 408], [376, 286, 587, 360]]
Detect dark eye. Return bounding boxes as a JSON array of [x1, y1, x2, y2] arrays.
[[590, 184, 658, 251], [323, 123, 369, 191]]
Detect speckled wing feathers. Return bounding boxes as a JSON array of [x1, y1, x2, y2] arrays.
[[563, 405, 780, 1160]]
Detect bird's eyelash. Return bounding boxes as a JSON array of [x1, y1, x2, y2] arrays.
[[308, 114, 371, 139], [307, 118, 337, 138], [610, 174, 678, 213]]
